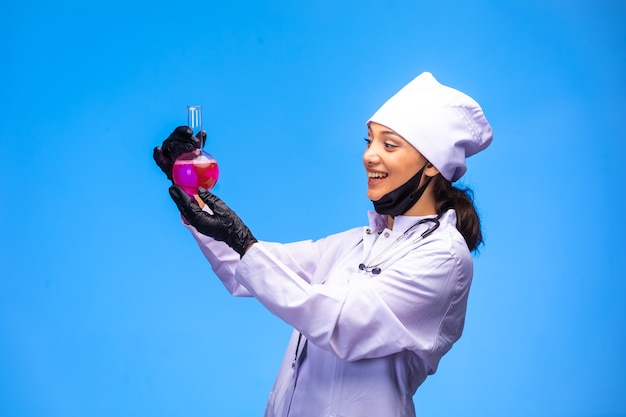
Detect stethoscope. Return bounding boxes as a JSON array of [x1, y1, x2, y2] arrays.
[[290, 215, 441, 371], [357, 215, 441, 275]]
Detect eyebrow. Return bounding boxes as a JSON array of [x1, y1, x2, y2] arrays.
[[380, 130, 403, 138]]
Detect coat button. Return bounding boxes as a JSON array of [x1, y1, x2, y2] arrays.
[[384, 231, 390, 238], [366, 228, 371, 234]]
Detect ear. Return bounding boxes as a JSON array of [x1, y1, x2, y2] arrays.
[[424, 161, 440, 177]]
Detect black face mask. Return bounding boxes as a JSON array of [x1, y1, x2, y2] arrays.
[[372, 163, 433, 217]]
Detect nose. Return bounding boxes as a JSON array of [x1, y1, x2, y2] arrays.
[[363, 143, 381, 166]]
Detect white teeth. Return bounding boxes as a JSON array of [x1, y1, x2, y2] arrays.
[[368, 172, 388, 179]]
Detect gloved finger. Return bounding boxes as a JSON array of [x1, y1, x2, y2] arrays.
[[196, 187, 225, 214], [153, 146, 170, 167], [196, 130, 207, 148], [169, 184, 198, 207], [169, 185, 203, 221], [173, 125, 193, 136], [153, 146, 173, 180], [153, 146, 165, 165], [171, 125, 202, 148], [162, 126, 201, 159], [162, 138, 197, 159]]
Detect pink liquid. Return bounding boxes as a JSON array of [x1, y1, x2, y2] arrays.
[[172, 150, 220, 195]]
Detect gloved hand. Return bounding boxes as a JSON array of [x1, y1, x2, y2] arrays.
[[169, 184, 257, 257], [153, 126, 206, 180]]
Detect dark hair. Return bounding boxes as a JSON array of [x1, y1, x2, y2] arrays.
[[430, 174, 483, 252]]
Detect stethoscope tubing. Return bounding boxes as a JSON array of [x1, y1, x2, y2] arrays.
[[358, 215, 441, 274]]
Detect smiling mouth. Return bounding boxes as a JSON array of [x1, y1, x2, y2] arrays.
[[368, 172, 388, 182]]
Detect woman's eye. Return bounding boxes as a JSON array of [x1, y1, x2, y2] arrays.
[[384, 142, 398, 149], [364, 137, 372, 146]]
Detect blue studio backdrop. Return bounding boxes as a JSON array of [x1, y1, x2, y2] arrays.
[[1, 1, 625, 416]]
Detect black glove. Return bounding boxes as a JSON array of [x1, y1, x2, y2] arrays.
[[169, 185, 257, 257], [153, 126, 206, 180]]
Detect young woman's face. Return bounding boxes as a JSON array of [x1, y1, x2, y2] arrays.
[[363, 122, 427, 202]]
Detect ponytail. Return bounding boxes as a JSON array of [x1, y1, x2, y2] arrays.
[[431, 175, 483, 252]]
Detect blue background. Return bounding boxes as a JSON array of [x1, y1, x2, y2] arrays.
[[1, 1, 625, 416]]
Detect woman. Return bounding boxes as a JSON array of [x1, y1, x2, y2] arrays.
[[154, 72, 493, 417]]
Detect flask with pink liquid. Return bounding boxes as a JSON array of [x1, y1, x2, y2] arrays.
[[172, 105, 220, 195]]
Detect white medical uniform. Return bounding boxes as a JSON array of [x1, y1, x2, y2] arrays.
[[184, 208, 473, 417]]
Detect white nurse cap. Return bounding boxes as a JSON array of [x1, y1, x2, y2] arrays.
[[367, 72, 493, 182]]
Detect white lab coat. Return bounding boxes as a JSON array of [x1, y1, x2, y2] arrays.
[[184, 209, 473, 417]]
